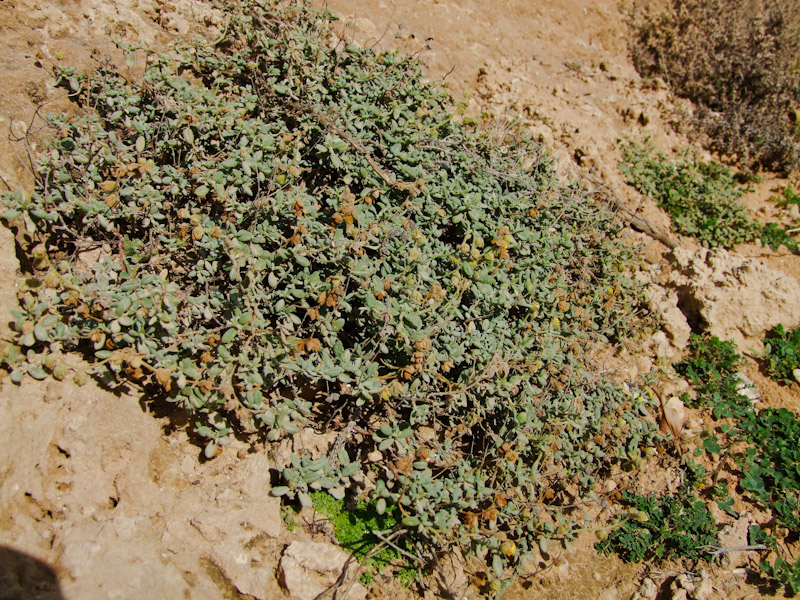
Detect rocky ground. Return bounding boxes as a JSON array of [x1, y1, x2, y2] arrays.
[[0, 0, 798, 599]]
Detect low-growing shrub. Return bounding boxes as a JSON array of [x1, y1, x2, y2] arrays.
[[604, 333, 800, 593], [629, 0, 800, 173], [765, 185, 800, 253], [763, 324, 800, 385], [596, 488, 717, 563], [675, 333, 742, 383], [760, 222, 799, 254], [621, 141, 799, 252], [620, 141, 760, 248], [677, 334, 800, 594], [0, 0, 658, 582], [771, 184, 800, 209]]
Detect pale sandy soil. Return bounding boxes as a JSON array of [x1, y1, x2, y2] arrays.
[[0, 0, 798, 599]]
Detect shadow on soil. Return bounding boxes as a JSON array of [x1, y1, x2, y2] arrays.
[[0, 545, 64, 600]]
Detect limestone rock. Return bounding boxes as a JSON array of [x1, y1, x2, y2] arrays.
[[212, 537, 275, 599], [191, 505, 280, 543], [650, 330, 680, 360], [694, 570, 713, 600], [284, 540, 352, 572], [598, 588, 621, 600], [633, 577, 658, 600], [280, 554, 329, 600], [645, 284, 691, 350], [718, 513, 756, 567], [667, 247, 800, 350], [279, 541, 367, 600], [293, 428, 338, 459], [669, 570, 713, 600], [670, 574, 693, 600]]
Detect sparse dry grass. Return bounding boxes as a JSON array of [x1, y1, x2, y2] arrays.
[[630, 0, 800, 173]]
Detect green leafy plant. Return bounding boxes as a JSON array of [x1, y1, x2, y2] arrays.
[[310, 491, 414, 582], [619, 141, 760, 248], [676, 334, 800, 594], [738, 408, 800, 532], [760, 222, 799, 253], [596, 488, 717, 562], [281, 505, 300, 531], [676, 334, 742, 382], [600, 334, 800, 593], [761, 184, 800, 253], [763, 324, 800, 385], [0, 0, 658, 581], [761, 557, 800, 597], [771, 184, 800, 209], [675, 333, 752, 417], [748, 523, 800, 594], [736, 407, 800, 595]]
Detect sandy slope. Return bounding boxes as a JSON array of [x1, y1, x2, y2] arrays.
[[0, 0, 798, 598]]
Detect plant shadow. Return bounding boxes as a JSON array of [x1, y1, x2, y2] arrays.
[[0, 545, 64, 600]]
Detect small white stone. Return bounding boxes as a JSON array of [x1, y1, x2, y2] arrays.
[[663, 396, 686, 435], [284, 540, 351, 573], [279, 555, 327, 600], [279, 544, 368, 600], [674, 573, 695, 594], [694, 570, 714, 600], [735, 372, 760, 401], [637, 577, 658, 600], [651, 330, 669, 356]]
